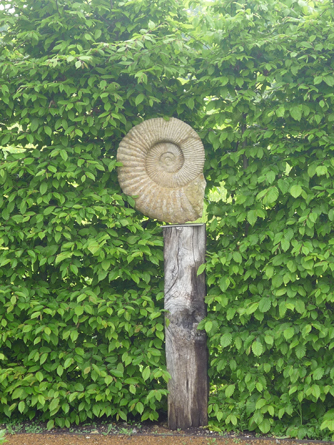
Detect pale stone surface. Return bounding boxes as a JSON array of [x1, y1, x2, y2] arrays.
[[117, 118, 206, 223]]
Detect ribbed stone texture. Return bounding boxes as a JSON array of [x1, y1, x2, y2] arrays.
[[117, 118, 206, 223]]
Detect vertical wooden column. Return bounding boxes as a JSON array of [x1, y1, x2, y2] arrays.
[[162, 223, 208, 430]]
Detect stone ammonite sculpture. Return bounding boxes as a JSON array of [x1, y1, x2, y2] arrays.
[[117, 118, 206, 223]]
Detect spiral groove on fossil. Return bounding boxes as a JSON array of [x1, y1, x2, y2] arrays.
[[117, 118, 206, 223]]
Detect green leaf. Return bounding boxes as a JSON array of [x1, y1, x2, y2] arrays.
[[272, 274, 283, 288], [287, 260, 297, 273], [321, 419, 334, 432], [18, 401, 25, 413], [1, 134, 10, 145], [36, 371, 43, 382], [259, 298, 271, 313], [87, 240, 100, 254], [47, 420, 54, 430], [295, 300, 305, 314], [247, 210, 257, 226], [135, 94, 145, 106], [44, 126, 52, 137], [219, 276, 230, 292], [264, 335, 274, 346], [49, 398, 59, 411], [263, 186, 279, 205], [259, 419, 271, 434], [252, 341, 263, 356], [220, 333, 232, 348], [142, 366, 150, 381], [265, 266, 274, 279], [324, 76, 334, 86], [64, 358, 73, 369], [75, 306, 84, 316], [12, 388, 23, 399], [38, 395, 45, 406], [205, 320, 213, 333], [101, 260, 111, 271], [290, 105, 302, 121], [75, 347, 84, 356], [277, 179, 289, 195], [197, 263, 206, 276], [136, 401, 144, 414], [60, 150, 68, 161], [232, 251, 242, 263], [30, 118, 39, 132], [316, 165, 327, 176], [92, 405, 100, 417], [266, 171, 276, 184], [55, 252, 71, 265], [148, 20, 155, 30], [313, 368, 324, 380], [289, 184, 303, 198], [311, 384, 321, 400], [186, 97, 195, 109], [276, 106, 285, 117], [70, 264, 78, 275], [281, 239, 290, 251], [40, 182, 47, 195], [40, 352, 48, 364], [283, 327, 294, 340], [246, 303, 258, 315], [225, 384, 235, 398], [105, 375, 112, 385], [256, 398, 267, 410]]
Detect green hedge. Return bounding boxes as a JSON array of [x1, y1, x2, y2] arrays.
[[1, 0, 334, 439], [198, 0, 334, 439], [0, 0, 195, 429]]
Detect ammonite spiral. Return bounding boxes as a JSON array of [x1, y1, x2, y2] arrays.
[[117, 118, 206, 223]]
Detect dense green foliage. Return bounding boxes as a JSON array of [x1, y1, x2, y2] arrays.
[[1, 0, 334, 439], [198, 0, 334, 439], [0, 0, 195, 429]]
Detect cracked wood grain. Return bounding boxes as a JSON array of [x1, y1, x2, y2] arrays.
[[163, 224, 208, 430]]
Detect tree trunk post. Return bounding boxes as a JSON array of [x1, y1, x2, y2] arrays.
[[162, 223, 208, 430]]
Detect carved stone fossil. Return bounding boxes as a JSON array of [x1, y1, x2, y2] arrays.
[[117, 117, 206, 223]]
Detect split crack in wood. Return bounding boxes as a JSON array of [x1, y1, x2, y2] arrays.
[[163, 224, 208, 430]]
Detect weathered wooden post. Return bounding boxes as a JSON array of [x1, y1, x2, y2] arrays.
[[162, 223, 208, 430], [117, 117, 208, 430]]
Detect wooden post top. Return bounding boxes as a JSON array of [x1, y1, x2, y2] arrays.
[[161, 223, 206, 228]]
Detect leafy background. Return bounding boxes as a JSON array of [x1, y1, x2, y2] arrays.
[[1, 0, 334, 439]]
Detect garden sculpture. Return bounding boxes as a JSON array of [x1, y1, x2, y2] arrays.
[[117, 117, 206, 223]]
